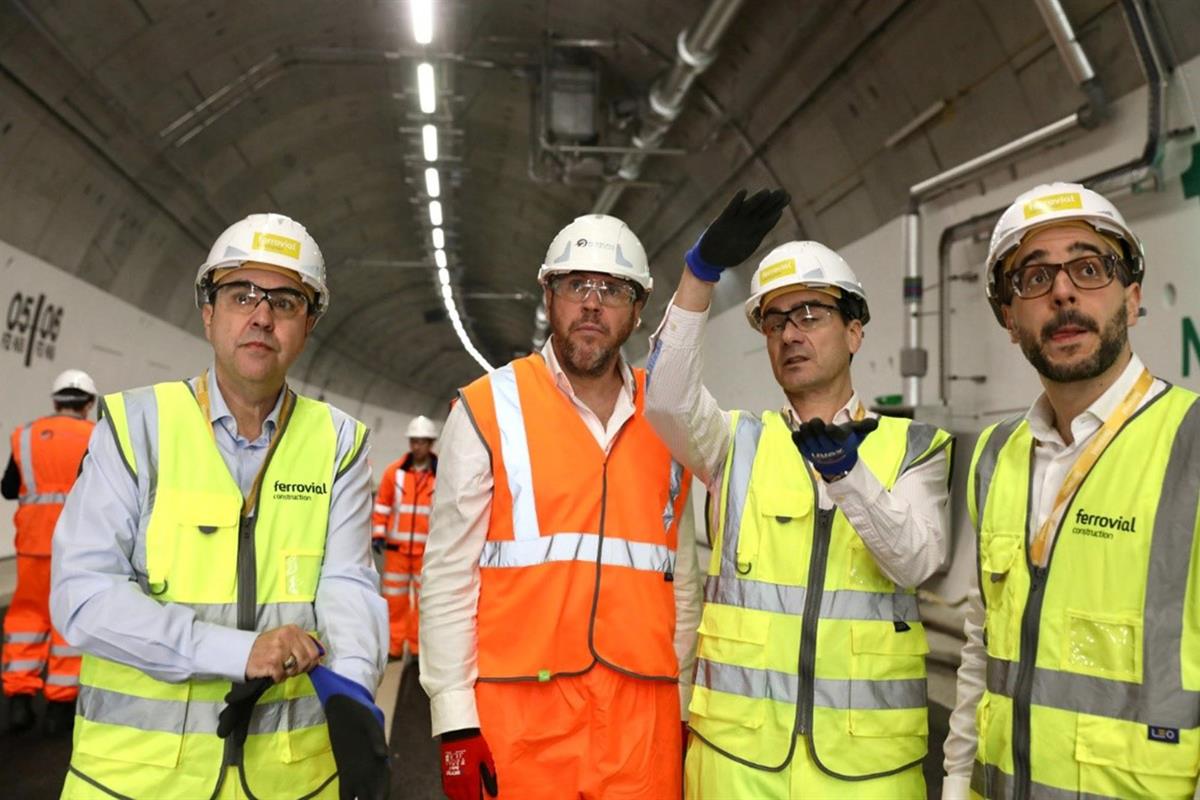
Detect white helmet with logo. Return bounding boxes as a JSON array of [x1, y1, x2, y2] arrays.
[[538, 214, 652, 292], [406, 415, 439, 440], [744, 241, 869, 330], [51, 369, 97, 399], [195, 213, 330, 318], [984, 182, 1144, 326]]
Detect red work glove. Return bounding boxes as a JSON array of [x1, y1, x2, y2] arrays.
[[440, 728, 499, 800]]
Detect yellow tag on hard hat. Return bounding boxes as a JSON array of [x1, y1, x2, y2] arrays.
[[759, 258, 797, 286], [251, 232, 301, 260], [1023, 192, 1083, 219]]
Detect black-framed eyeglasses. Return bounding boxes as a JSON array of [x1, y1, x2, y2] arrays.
[[210, 280, 311, 319], [760, 302, 841, 337], [1007, 254, 1122, 299], [550, 275, 639, 308]]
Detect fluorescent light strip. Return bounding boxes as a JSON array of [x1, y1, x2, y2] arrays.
[[411, 0, 433, 44], [424, 167, 440, 197], [432, 227, 445, 249], [422, 124, 438, 161], [429, 201, 443, 226], [434, 249, 447, 268], [417, 63, 436, 113]]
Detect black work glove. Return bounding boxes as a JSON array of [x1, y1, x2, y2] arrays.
[[371, 538, 385, 555], [792, 418, 879, 480], [326, 694, 391, 800], [685, 188, 791, 280], [217, 676, 273, 750]]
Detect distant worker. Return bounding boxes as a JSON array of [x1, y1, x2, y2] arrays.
[[373, 415, 439, 658], [2, 369, 96, 734], [943, 182, 1200, 799], [421, 214, 701, 799], [646, 190, 952, 799], [51, 213, 390, 799]]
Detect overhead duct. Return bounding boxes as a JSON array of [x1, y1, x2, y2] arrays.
[[532, 0, 746, 348]]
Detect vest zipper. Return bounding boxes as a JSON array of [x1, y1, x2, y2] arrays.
[[797, 506, 835, 737], [1012, 564, 1046, 800]]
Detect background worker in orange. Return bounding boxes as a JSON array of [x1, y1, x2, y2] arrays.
[[372, 415, 439, 658], [420, 214, 702, 800], [1, 369, 96, 734]]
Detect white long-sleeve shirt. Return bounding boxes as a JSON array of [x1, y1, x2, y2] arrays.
[[50, 367, 389, 692], [419, 340, 703, 737], [942, 353, 1167, 799], [643, 300, 951, 589]]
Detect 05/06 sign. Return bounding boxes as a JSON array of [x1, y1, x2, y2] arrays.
[[5, 291, 64, 367]]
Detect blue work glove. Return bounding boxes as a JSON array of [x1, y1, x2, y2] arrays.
[[685, 188, 790, 282], [311, 667, 390, 800], [791, 418, 879, 480]]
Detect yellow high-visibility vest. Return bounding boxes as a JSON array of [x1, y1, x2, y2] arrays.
[[65, 380, 367, 800], [689, 410, 951, 786], [969, 385, 1200, 799]]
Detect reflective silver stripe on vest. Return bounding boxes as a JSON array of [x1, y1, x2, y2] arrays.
[[696, 658, 925, 710], [78, 685, 326, 735], [18, 424, 37, 496], [480, 531, 675, 573], [388, 532, 429, 543], [972, 415, 1023, 530], [374, 503, 391, 515], [4, 631, 50, 644], [717, 413, 764, 576], [383, 572, 411, 583], [704, 575, 920, 622], [120, 386, 161, 585], [898, 422, 939, 476], [46, 673, 80, 686], [490, 364, 541, 541], [2, 659, 45, 672], [970, 759, 1117, 800], [662, 460, 685, 533], [18, 492, 68, 505], [190, 602, 317, 632]]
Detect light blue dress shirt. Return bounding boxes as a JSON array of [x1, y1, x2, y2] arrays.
[[50, 368, 388, 691]]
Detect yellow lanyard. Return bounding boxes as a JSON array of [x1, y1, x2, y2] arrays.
[[1028, 368, 1153, 566], [194, 369, 295, 517]]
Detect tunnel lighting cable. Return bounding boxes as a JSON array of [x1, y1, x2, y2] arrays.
[[432, 227, 445, 249], [411, 0, 433, 44], [424, 167, 441, 197], [422, 124, 438, 161], [417, 63, 436, 113], [429, 200, 443, 226]]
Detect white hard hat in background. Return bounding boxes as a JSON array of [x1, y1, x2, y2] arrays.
[[195, 213, 330, 319], [406, 415, 439, 440], [538, 214, 653, 293], [744, 241, 870, 331], [984, 182, 1144, 326], [52, 369, 97, 398]]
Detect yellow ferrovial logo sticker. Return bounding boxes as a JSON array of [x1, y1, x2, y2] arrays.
[[251, 232, 301, 260], [1023, 192, 1083, 219], [759, 258, 797, 286]]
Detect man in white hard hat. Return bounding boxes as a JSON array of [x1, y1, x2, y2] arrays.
[[2, 369, 96, 735], [50, 213, 390, 799], [372, 415, 440, 659], [644, 189, 953, 799], [943, 182, 1200, 799], [421, 214, 701, 800]]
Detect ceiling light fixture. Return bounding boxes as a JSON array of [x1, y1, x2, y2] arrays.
[[417, 63, 436, 113], [424, 167, 440, 197], [434, 249, 447, 268], [411, 0, 433, 44], [429, 201, 443, 226], [422, 124, 438, 161], [432, 227, 445, 249]]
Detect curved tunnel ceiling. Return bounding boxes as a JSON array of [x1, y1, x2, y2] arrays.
[[0, 0, 1197, 411]]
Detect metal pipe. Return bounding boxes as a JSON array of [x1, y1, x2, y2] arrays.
[[902, 213, 922, 407], [1033, 0, 1097, 86]]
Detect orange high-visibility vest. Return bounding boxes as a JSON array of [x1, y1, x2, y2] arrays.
[[372, 454, 436, 553], [10, 415, 94, 556], [459, 354, 690, 681]]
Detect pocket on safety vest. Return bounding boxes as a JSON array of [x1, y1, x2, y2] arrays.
[[148, 492, 241, 603], [1075, 714, 1200, 796], [279, 550, 324, 601], [847, 621, 928, 738], [745, 491, 813, 580], [75, 681, 189, 768], [979, 534, 1022, 660], [1062, 609, 1141, 683], [697, 605, 770, 668], [845, 540, 896, 593], [689, 685, 765, 730]]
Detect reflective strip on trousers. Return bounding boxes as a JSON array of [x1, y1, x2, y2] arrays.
[[78, 685, 326, 735], [373, 503, 391, 515], [490, 364, 541, 540], [4, 632, 50, 644], [970, 760, 1118, 800], [51, 645, 82, 658], [480, 531, 675, 573], [387, 532, 429, 543], [382, 572, 412, 583], [17, 492, 68, 506], [695, 658, 925, 710], [704, 575, 920, 622], [396, 504, 431, 515], [46, 673, 80, 686], [18, 424, 38, 496], [2, 659, 46, 672]]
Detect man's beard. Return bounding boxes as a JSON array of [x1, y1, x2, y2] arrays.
[[1018, 305, 1127, 383], [558, 313, 635, 378]]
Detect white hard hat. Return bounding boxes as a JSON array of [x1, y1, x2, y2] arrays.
[[744, 241, 870, 331], [538, 214, 652, 292], [984, 182, 1144, 326], [195, 213, 330, 319], [406, 415, 439, 439], [52, 369, 97, 398]]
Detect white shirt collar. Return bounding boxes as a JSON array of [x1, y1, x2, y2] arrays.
[[782, 392, 866, 427], [1025, 353, 1146, 447], [202, 365, 284, 444], [540, 337, 636, 401]]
